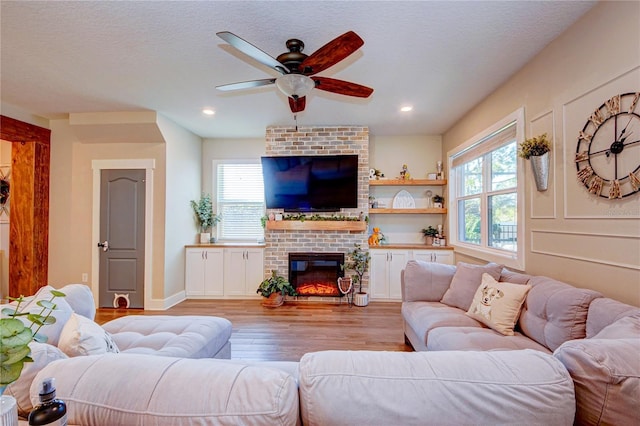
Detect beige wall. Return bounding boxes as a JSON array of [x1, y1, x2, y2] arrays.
[[443, 1, 640, 306], [48, 119, 168, 305], [202, 137, 265, 195]]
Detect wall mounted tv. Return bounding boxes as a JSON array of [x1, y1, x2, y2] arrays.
[[261, 155, 358, 212]]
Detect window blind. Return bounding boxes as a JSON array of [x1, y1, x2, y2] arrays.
[[451, 121, 517, 168], [216, 163, 264, 240]]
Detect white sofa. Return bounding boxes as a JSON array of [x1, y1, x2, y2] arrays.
[[7, 283, 578, 425]]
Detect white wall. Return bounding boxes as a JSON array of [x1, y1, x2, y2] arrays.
[[443, 1, 640, 305], [202, 137, 265, 195]]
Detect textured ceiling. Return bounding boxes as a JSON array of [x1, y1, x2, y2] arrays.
[[0, 1, 596, 139]]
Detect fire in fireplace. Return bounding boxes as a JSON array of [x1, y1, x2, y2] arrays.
[[289, 253, 345, 297]]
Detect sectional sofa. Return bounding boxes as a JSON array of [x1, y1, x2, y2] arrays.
[[2, 273, 633, 425], [401, 260, 640, 425]]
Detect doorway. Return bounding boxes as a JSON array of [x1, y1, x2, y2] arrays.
[[91, 159, 154, 309]]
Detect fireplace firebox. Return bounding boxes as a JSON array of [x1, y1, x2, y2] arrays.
[[289, 253, 345, 297]]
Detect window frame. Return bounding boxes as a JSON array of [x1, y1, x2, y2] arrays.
[[212, 158, 265, 242], [447, 108, 526, 270]]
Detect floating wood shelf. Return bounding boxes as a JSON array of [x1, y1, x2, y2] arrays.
[[369, 179, 447, 186], [265, 221, 367, 232], [369, 208, 447, 214]]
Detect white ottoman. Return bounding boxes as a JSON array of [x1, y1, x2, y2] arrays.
[[102, 315, 232, 359]]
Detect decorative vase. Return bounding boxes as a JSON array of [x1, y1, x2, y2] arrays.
[[0, 394, 18, 426], [425, 236, 434, 246], [354, 292, 369, 307], [530, 152, 549, 191], [199, 232, 211, 244], [261, 292, 284, 308]]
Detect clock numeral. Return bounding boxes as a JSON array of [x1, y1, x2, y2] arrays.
[[578, 131, 592, 142], [588, 175, 604, 196], [577, 165, 594, 183], [605, 95, 620, 117], [609, 179, 622, 199], [589, 109, 605, 127], [575, 151, 589, 162], [630, 171, 640, 192]]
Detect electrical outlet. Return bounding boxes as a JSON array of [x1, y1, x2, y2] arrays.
[[81, 273, 88, 283]]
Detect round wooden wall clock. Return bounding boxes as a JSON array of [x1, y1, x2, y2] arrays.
[[575, 92, 640, 199]]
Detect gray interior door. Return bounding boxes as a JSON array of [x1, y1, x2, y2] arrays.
[[99, 169, 145, 308]]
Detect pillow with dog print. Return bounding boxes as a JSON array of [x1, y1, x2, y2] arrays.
[[466, 273, 532, 336]]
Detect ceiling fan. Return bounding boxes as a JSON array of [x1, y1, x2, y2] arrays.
[[216, 31, 373, 113]]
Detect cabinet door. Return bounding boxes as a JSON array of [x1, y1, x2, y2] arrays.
[[223, 248, 247, 296], [244, 248, 264, 296], [388, 250, 409, 300], [185, 249, 205, 296], [412, 250, 454, 265], [433, 251, 454, 265], [412, 250, 435, 263], [369, 251, 390, 299], [203, 249, 224, 296]]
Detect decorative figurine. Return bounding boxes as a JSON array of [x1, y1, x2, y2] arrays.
[[399, 164, 411, 180], [368, 227, 384, 246]]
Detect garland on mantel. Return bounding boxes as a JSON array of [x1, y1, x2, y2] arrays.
[[261, 213, 367, 228]]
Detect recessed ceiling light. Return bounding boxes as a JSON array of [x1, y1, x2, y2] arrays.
[[202, 108, 215, 116], [400, 106, 413, 112]]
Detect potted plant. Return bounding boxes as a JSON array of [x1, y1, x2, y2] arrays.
[[190, 193, 221, 243], [421, 226, 438, 245], [518, 133, 551, 191], [256, 270, 297, 308], [1, 290, 65, 422], [342, 244, 371, 307], [432, 194, 444, 208]]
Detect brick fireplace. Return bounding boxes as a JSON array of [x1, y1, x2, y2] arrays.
[[264, 125, 369, 301]]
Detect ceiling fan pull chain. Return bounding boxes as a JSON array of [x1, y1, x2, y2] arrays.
[[294, 114, 298, 131]]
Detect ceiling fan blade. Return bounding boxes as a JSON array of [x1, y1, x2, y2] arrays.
[[289, 96, 306, 113], [216, 78, 276, 92], [217, 31, 289, 75], [301, 31, 364, 75], [313, 77, 373, 98]]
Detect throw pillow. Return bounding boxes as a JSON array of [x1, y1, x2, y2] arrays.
[[466, 273, 531, 336], [440, 262, 503, 311], [58, 313, 120, 357], [16, 285, 73, 346]]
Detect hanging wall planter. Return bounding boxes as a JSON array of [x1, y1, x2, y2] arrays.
[[519, 133, 552, 192], [530, 152, 550, 191]]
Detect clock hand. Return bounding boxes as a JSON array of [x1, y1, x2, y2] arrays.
[[589, 138, 640, 157], [617, 116, 634, 141]]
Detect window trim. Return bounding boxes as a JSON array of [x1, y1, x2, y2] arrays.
[[212, 158, 265, 242], [447, 108, 526, 270]]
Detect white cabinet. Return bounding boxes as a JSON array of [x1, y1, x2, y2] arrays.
[[370, 249, 410, 300], [412, 249, 454, 265], [185, 248, 224, 297], [223, 247, 264, 296]]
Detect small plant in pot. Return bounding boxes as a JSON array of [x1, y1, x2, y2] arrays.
[[342, 244, 370, 307], [190, 193, 221, 243], [421, 226, 438, 245], [432, 194, 445, 208], [256, 270, 297, 308]]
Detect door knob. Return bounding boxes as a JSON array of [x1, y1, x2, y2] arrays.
[[97, 241, 109, 252]]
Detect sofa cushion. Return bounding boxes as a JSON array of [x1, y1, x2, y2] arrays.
[[440, 262, 503, 311], [402, 301, 483, 347], [466, 273, 531, 336], [31, 354, 299, 426], [15, 285, 73, 346], [59, 283, 96, 320], [102, 315, 232, 358], [401, 260, 456, 302], [59, 313, 120, 357], [499, 268, 532, 284], [426, 327, 551, 352], [586, 297, 640, 338], [554, 338, 640, 426], [4, 342, 68, 417], [592, 314, 640, 339], [299, 350, 574, 426], [518, 276, 601, 351]]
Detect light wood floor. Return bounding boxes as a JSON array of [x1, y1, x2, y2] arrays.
[[95, 299, 413, 362]]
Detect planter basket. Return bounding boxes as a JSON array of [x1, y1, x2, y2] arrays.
[[261, 292, 284, 308], [530, 152, 549, 191]]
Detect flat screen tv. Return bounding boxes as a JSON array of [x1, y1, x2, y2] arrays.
[[261, 155, 358, 212]]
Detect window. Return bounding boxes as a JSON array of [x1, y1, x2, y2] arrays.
[[448, 108, 525, 269], [215, 161, 264, 241]]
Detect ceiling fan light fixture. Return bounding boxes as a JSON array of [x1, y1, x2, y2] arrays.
[[276, 74, 315, 99]]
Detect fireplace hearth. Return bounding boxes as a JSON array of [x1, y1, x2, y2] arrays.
[[289, 253, 345, 297]]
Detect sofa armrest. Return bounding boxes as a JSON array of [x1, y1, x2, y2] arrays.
[[401, 260, 456, 301], [299, 350, 575, 425], [31, 354, 300, 426]]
